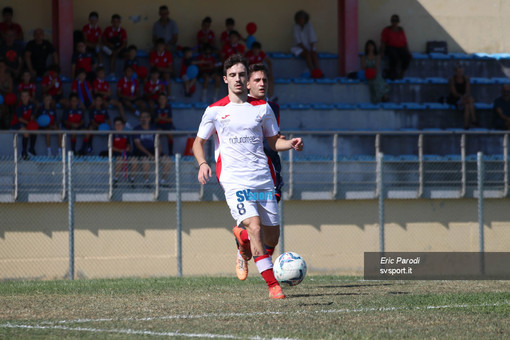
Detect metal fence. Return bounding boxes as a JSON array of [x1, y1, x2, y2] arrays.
[[0, 130, 509, 280]]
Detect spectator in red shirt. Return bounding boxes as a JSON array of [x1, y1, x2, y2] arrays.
[[149, 38, 173, 97], [93, 66, 125, 120], [11, 90, 37, 158], [63, 93, 87, 154], [117, 65, 147, 117], [220, 18, 240, 48], [17, 70, 36, 101], [380, 14, 412, 80], [0, 7, 23, 42], [197, 16, 216, 52], [71, 41, 97, 80], [72, 68, 93, 109], [41, 64, 67, 109], [197, 44, 221, 102], [221, 30, 245, 62], [82, 11, 103, 65], [144, 67, 165, 113], [245, 41, 273, 98], [0, 59, 13, 98], [102, 14, 128, 75]]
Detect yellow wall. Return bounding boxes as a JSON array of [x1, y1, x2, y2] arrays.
[[1, 199, 510, 280], [1, 0, 52, 42]]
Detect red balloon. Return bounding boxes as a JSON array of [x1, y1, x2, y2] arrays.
[[4, 92, 17, 105], [311, 68, 323, 79], [137, 66, 149, 79], [27, 121, 39, 130], [364, 67, 376, 80], [246, 22, 257, 35]]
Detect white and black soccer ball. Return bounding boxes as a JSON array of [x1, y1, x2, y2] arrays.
[[273, 252, 307, 286]]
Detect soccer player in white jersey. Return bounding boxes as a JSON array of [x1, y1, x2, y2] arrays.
[[193, 54, 304, 299], [233, 63, 284, 281]]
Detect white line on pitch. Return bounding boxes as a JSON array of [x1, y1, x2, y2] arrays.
[[0, 323, 298, 340], [37, 300, 510, 325]]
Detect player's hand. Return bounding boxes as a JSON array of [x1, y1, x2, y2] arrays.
[[198, 163, 212, 185], [290, 138, 304, 151]]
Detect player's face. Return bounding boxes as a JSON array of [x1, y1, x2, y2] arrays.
[[247, 70, 268, 99], [223, 63, 247, 95]]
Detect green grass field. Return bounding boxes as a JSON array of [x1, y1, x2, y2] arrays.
[[0, 276, 509, 339]]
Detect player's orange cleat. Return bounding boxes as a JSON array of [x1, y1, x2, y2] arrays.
[[236, 256, 248, 281], [233, 226, 252, 261], [268, 285, 286, 299]]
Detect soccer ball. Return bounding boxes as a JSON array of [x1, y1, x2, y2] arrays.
[[273, 252, 307, 286]]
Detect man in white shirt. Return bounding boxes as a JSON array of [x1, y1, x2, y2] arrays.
[[291, 10, 321, 77], [193, 55, 304, 299]]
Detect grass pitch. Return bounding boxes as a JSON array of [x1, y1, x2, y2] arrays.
[[0, 275, 509, 339]]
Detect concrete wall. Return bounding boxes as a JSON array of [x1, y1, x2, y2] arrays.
[[1, 198, 510, 280]]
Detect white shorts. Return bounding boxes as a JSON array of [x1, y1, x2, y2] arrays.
[[224, 188, 279, 227]]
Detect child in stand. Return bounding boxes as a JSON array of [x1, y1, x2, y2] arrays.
[[41, 64, 68, 109], [17, 70, 36, 101], [197, 43, 221, 102], [71, 40, 97, 81], [92, 66, 125, 121], [71, 68, 93, 109], [153, 92, 174, 157], [124, 45, 140, 76], [117, 65, 147, 117], [83, 94, 111, 154], [144, 67, 165, 113], [111, 117, 131, 188], [149, 38, 173, 97], [37, 94, 61, 157], [179, 47, 198, 97], [102, 14, 127, 75], [11, 90, 37, 158], [63, 93, 86, 154]]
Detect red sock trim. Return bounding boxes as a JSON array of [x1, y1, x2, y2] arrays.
[[261, 268, 279, 288], [254, 254, 269, 263], [240, 229, 250, 243], [264, 245, 275, 256]]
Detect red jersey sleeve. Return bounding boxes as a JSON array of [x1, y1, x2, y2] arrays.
[[120, 28, 127, 42]]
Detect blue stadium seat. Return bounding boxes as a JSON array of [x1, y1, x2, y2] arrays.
[[315, 78, 338, 84], [397, 154, 419, 161], [448, 53, 474, 60], [425, 102, 451, 110], [487, 155, 504, 161], [312, 103, 335, 110], [352, 155, 376, 161], [380, 103, 404, 110], [470, 77, 495, 84], [171, 103, 192, 109], [469, 127, 489, 132], [492, 77, 510, 84], [335, 103, 357, 110], [411, 52, 429, 60], [445, 128, 466, 132], [193, 102, 209, 109], [386, 78, 406, 84], [422, 128, 443, 132], [474, 103, 493, 110], [399, 128, 419, 132], [383, 154, 397, 161], [136, 50, 149, 57], [402, 102, 426, 110], [337, 77, 361, 84], [445, 154, 462, 161], [403, 77, 426, 84], [429, 53, 451, 60], [273, 78, 292, 84], [426, 77, 448, 84], [288, 103, 311, 110], [490, 53, 510, 60], [357, 103, 380, 110], [465, 154, 478, 161], [292, 78, 315, 84], [279, 104, 289, 110], [318, 53, 338, 59], [472, 53, 492, 60], [106, 74, 118, 82], [270, 52, 293, 59], [60, 75, 71, 83], [423, 154, 443, 161]]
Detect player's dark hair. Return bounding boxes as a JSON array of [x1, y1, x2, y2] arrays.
[[202, 16, 212, 24], [251, 41, 262, 50], [225, 18, 235, 26], [2, 7, 13, 16], [229, 30, 240, 38], [89, 11, 99, 19], [294, 10, 309, 24], [113, 117, 125, 124], [248, 63, 268, 78], [223, 54, 248, 76], [155, 38, 166, 46], [128, 44, 137, 51], [111, 14, 121, 21]]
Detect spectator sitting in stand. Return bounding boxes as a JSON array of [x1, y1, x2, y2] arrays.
[[11, 90, 37, 158], [291, 10, 322, 78], [221, 30, 245, 62], [153, 92, 174, 156], [361, 40, 389, 103], [446, 64, 479, 129], [196, 16, 216, 52], [63, 93, 87, 154], [41, 64, 67, 108], [131, 111, 171, 188], [0, 7, 23, 42], [246, 41, 274, 98], [144, 67, 166, 114], [71, 41, 97, 81], [72, 68, 93, 109], [220, 18, 240, 48], [0, 29, 23, 78], [197, 43, 221, 102], [493, 84, 510, 130], [149, 38, 173, 98], [180, 47, 199, 97], [102, 14, 127, 75], [0, 59, 13, 99], [93, 66, 125, 121], [99, 117, 131, 188], [117, 65, 147, 117], [124, 45, 140, 77], [25, 28, 58, 78], [83, 94, 111, 154], [82, 11, 103, 66], [17, 69, 36, 101], [380, 14, 412, 80], [37, 94, 61, 157], [152, 5, 179, 56]]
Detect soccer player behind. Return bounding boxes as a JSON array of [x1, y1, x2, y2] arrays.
[[193, 54, 304, 299], [233, 63, 284, 281]]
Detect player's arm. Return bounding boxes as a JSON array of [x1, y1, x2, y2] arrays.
[[193, 136, 212, 185], [266, 134, 303, 152]]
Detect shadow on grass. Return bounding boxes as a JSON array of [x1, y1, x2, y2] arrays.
[[316, 283, 394, 289], [288, 292, 369, 298]]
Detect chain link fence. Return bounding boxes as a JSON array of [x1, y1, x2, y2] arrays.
[[1, 130, 510, 280]]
